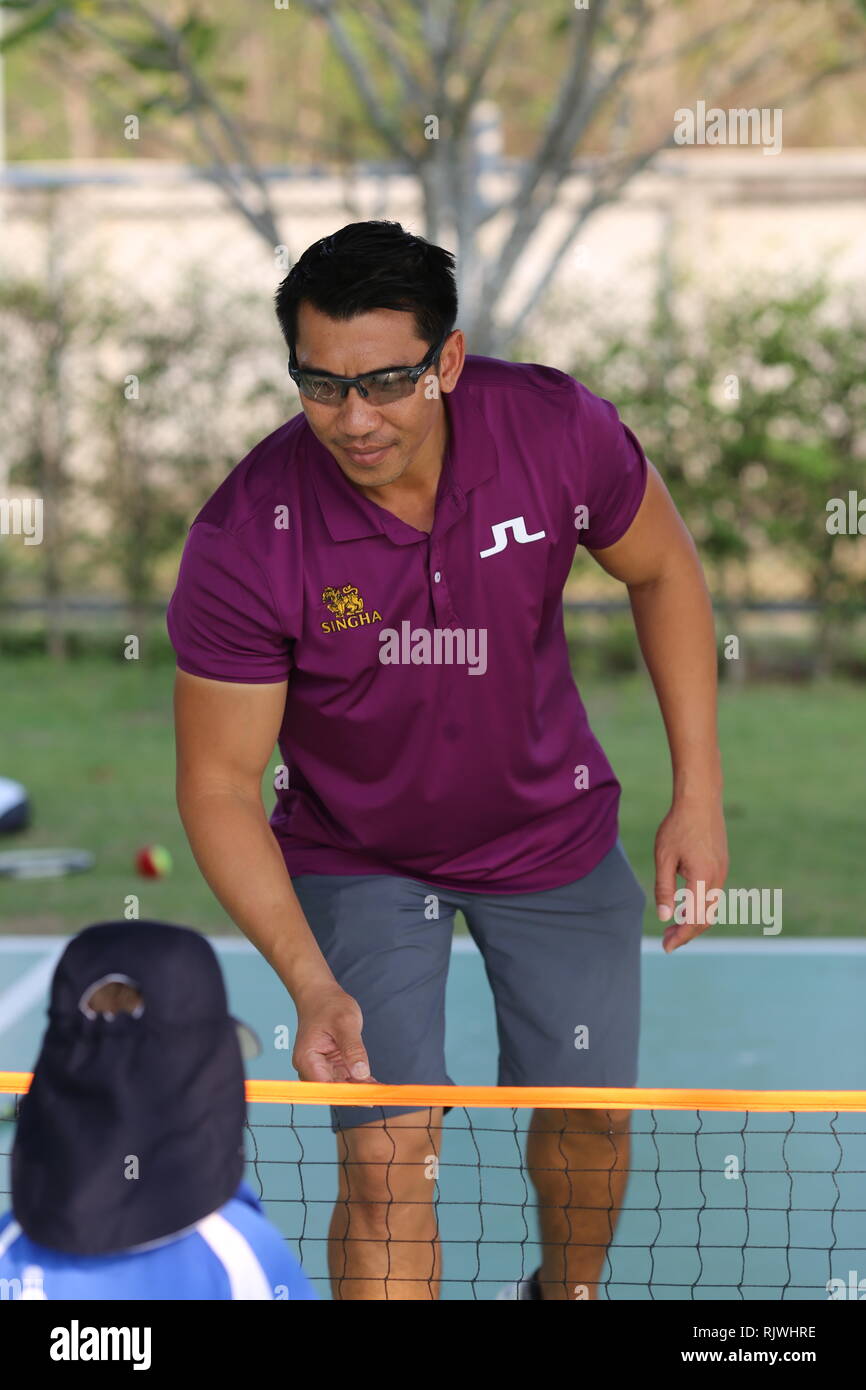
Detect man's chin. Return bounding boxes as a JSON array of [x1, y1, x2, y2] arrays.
[[339, 455, 406, 488]]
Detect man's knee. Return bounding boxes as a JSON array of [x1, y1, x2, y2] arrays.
[[576, 1107, 632, 1134], [337, 1112, 439, 1208], [531, 1107, 632, 1136], [527, 1108, 631, 1191]]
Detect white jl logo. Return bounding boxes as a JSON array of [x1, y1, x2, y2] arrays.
[[479, 515, 547, 558]]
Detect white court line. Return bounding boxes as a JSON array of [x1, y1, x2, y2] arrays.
[[0, 946, 63, 1038], [1, 935, 863, 1040], [639, 938, 866, 955], [0, 935, 261, 954], [1, 935, 866, 957]]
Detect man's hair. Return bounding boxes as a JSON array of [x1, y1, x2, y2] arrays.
[[275, 220, 458, 355]]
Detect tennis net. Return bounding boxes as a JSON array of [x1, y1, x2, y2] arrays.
[[2, 1075, 865, 1301]]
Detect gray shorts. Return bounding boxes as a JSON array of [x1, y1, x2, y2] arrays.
[[292, 840, 646, 1131]]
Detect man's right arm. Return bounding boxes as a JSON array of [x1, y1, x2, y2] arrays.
[[173, 670, 373, 1082]]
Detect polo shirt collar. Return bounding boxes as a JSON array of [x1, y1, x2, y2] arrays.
[[306, 366, 500, 544]]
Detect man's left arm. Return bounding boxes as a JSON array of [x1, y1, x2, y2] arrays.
[[588, 461, 729, 952]]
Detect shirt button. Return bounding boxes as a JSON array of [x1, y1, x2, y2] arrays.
[[433, 571, 441, 583]]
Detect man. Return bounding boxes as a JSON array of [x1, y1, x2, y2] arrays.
[[0, 920, 316, 1300], [167, 220, 727, 1301]]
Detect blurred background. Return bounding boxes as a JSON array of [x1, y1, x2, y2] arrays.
[[0, 0, 864, 938]]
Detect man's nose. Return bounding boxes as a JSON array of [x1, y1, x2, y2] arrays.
[[337, 386, 383, 433]]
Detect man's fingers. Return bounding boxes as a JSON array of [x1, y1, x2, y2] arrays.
[[293, 1052, 380, 1098], [296, 1051, 341, 1083], [663, 919, 700, 954], [292, 991, 378, 1093], [331, 1020, 372, 1081], [663, 921, 682, 954], [655, 848, 678, 924], [663, 873, 722, 953]]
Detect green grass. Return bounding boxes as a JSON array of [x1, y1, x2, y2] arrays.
[[0, 656, 861, 938], [585, 677, 863, 940], [0, 657, 236, 936]]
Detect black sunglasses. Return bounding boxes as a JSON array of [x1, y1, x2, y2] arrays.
[[288, 330, 450, 406]]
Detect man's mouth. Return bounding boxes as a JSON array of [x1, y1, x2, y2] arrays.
[[342, 443, 394, 468]]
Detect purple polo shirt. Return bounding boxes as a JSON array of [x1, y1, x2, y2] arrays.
[[167, 354, 647, 893]]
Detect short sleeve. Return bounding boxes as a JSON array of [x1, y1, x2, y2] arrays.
[[575, 386, 649, 551], [167, 521, 292, 683]]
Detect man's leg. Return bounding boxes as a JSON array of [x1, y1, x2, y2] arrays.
[[289, 873, 456, 1300], [457, 840, 645, 1301], [329, 1108, 445, 1300], [527, 1106, 631, 1300]]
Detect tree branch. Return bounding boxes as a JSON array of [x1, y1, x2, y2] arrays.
[[364, 0, 427, 111], [450, 0, 521, 141], [123, 1, 279, 212], [484, 0, 654, 296], [300, 0, 420, 168], [503, 35, 866, 346], [67, 0, 284, 248], [507, 136, 676, 345]]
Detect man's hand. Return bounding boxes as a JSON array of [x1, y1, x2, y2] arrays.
[[292, 981, 378, 1083], [654, 796, 729, 953]]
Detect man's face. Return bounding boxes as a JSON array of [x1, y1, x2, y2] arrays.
[[294, 302, 463, 489]]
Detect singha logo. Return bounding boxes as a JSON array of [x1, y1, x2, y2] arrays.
[[320, 584, 382, 635], [322, 584, 366, 617]]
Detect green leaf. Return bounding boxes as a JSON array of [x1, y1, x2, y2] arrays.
[[120, 39, 178, 72], [0, 0, 65, 52], [179, 14, 219, 63]]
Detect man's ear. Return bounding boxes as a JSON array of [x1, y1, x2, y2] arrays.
[[439, 329, 466, 394]]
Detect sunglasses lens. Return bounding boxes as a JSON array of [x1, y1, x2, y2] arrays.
[[295, 368, 420, 405], [364, 371, 415, 405], [299, 375, 340, 403]]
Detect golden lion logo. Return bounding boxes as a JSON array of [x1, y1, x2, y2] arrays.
[[320, 583, 383, 635], [322, 584, 366, 618]]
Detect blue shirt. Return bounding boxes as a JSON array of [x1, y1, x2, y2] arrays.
[[0, 1184, 316, 1300]]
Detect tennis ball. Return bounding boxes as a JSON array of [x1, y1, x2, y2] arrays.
[[135, 844, 173, 879]]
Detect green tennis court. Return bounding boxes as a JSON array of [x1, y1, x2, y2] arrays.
[[2, 936, 865, 1300]]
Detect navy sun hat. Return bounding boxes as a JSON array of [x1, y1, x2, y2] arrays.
[[12, 920, 260, 1256]]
